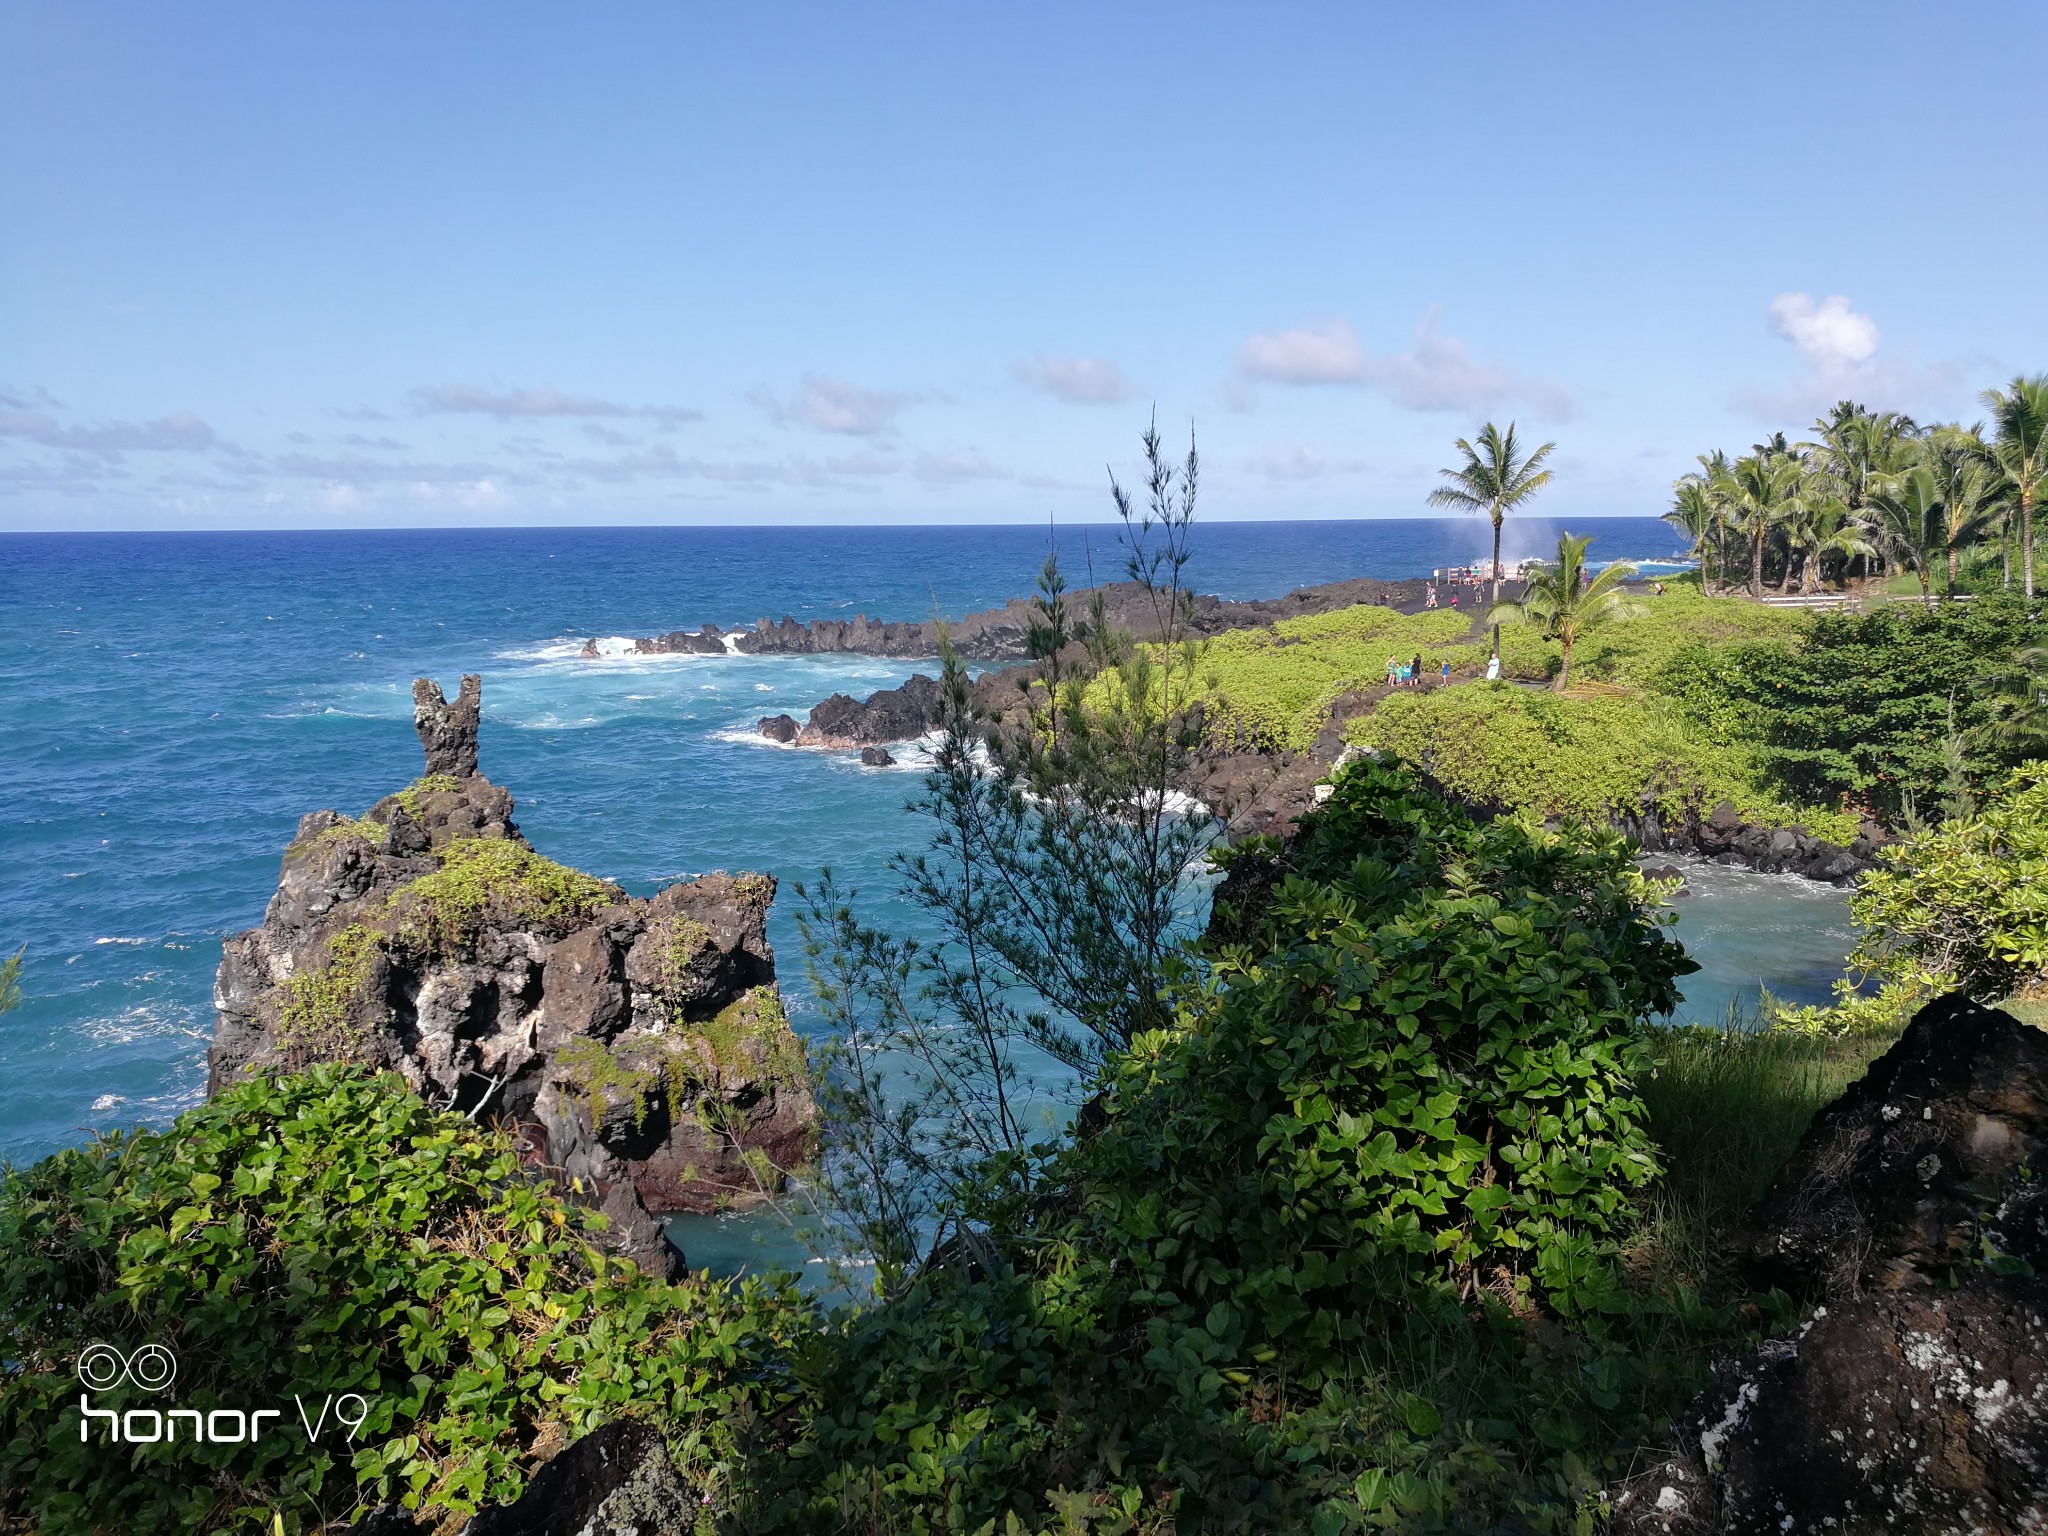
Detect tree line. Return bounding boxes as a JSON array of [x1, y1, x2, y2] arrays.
[[1663, 375, 2048, 602]]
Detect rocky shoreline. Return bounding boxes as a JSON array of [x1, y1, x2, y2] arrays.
[[624, 573, 1437, 661], [208, 676, 818, 1278]]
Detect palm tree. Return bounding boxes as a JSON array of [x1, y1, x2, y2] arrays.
[[1921, 426, 1999, 595], [1489, 531, 1638, 690], [1778, 487, 1871, 594], [1664, 474, 1723, 589], [1979, 644, 2048, 750], [1719, 450, 1803, 599], [1808, 402, 1920, 584], [1867, 464, 1947, 607], [1979, 374, 2048, 599], [1428, 422, 1557, 658]]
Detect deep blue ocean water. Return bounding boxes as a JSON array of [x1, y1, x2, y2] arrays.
[[1, 515, 1830, 1187]]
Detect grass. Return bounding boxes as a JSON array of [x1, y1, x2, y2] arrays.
[[1631, 1021, 1899, 1291]]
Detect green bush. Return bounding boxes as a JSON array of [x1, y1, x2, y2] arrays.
[[1102, 604, 1478, 753], [1345, 684, 1857, 843], [1839, 764, 2048, 1001], [1491, 583, 1807, 689], [1068, 758, 1693, 1335], [737, 763, 1731, 1535], [1693, 591, 2046, 819], [0, 1066, 812, 1536]]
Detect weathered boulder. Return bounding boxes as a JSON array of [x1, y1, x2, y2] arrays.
[[1610, 994, 2048, 1534], [1736, 992, 2048, 1296], [757, 712, 800, 744], [346, 1419, 694, 1536], [465, 1418, 693, 1536], [209, 678, 817, 1273], [860, 746, 896, 767], [798, 672, 942, 748]]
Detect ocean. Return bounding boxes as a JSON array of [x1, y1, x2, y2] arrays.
[[1, 516, 1822, 1178]]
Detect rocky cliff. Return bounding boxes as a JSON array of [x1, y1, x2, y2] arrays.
[[209, 675, 817, 1277]]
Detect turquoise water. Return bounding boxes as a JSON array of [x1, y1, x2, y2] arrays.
[[3, 517, 1735, 1172]]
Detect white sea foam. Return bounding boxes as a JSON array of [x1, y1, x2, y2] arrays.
[[94, 936, 148, 946], [90, 1094, 124, 1112], [711, 724, 798, 750]]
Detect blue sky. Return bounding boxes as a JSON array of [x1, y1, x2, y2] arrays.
[[3, 2, 2043, 529]]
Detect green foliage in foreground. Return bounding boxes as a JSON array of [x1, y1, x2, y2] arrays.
[[0, 1067, 812, 1536], [748, 763, 1732, 1534], [1346, 683, 1859, 845], [1633, 1023, 1899, 1289]]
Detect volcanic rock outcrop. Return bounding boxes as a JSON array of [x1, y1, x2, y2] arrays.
[[209, 676, 817, 1278], [785, 672, 943, 749], [1610, 992, 2048, 1534], [635, 574, 1433, 662]]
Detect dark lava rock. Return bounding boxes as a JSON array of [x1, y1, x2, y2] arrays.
[[860, 746, 896, 767], [800, 672, 942, 748], [209, 678, 818, 1270], [1736, 992, 2048, 1297], [1611, 1277, 2048, 1534], [634, 573, 1443, 663], [1610, 994, 2048, 1534], [757, 713, 799, 743], [413, 674, 482, 779], [465, 1418, 693, 1536]]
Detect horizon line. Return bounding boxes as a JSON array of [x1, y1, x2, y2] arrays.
[[0, 512, 1674, 537]]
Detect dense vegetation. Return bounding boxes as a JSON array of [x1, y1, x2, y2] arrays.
[[3, 759, 1902, 1535], [0, 1068, 811, 1535], [1664, 384, 2048, 600]]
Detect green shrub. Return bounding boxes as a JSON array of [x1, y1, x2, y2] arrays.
[[1837, 764, 2048, 1001], [393, 837, 619, 958], [1098, 604, 1478, 753], [1346, 683, 1857, 843], [1492, 584, 1808, 689], [1067, 758, 1694, 1336], [1694, 591, 2047, 819], [0, 1066, 812, 1536]]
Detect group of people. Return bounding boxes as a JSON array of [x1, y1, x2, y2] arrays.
[[1385, 653, 1453, 689], [1421, 581, 1467, 611]]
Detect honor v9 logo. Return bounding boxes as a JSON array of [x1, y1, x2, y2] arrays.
[[73, 1342, 370, 1448]]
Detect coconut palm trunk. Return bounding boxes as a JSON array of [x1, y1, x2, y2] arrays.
[[1427, 422, 1557, 661]]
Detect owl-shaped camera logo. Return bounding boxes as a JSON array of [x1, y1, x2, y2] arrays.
[[76, 1342, 178, 1393]]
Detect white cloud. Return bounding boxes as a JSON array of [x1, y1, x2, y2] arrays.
[[749, 374, 914, 436], [1243, 442, 1371, 482], [1238, 311, 1572, 416], [1013, 354, 1137, 405], [1240, 319, 1370, 385], [0, 408, 218, 458], [914, 449, 1004, 484], [409, 384, 701, 424], [1736, 292, 1962, 419], [1767, 293, 1880, 369]]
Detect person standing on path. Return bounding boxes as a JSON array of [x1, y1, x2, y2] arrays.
[[1486, 653, 1501, 682]]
